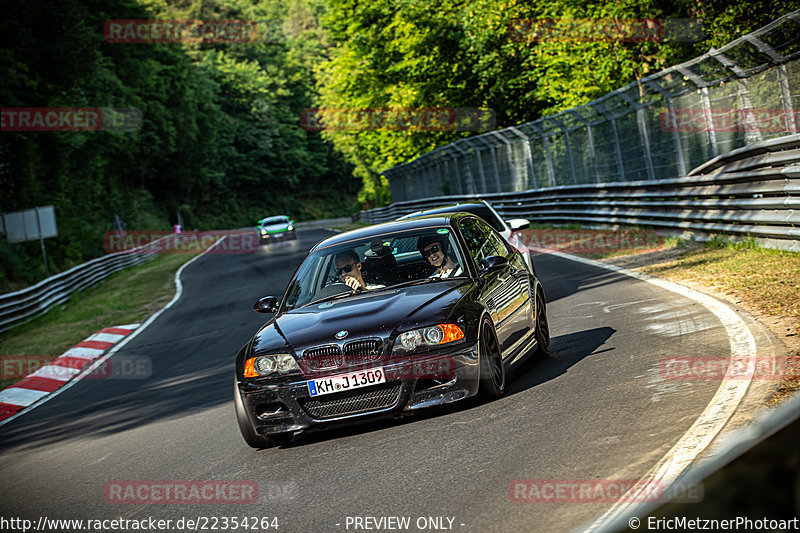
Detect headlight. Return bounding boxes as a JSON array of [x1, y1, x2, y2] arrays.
[[243, 354, 300, 378], [260, 229, 267, 235], [287, 225, 293, 231], [392, 324, 464, 354]]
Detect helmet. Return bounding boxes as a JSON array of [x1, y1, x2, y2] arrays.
[[417, 234, 448, 256]]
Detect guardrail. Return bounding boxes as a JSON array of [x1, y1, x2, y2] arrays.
[[0, 236, 178, 334], [359, 134, 800, 251]]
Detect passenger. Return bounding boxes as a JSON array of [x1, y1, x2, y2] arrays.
[[417, 236, 462, 279], [334, 250, 385, 291]]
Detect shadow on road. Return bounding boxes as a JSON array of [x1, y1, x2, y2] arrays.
[[507, 326, 616, 395]]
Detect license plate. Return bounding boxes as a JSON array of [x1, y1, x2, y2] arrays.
[[307, 368, 385, 397]]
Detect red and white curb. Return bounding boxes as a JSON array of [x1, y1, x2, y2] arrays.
[[0, 324, 140, 422]]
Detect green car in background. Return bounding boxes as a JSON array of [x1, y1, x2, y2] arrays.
[[257, 215, 297, 244]]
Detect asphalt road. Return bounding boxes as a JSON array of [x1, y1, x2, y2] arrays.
[[0, 229, 733, 532]]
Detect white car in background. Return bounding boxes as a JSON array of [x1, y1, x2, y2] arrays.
[[397, 200, 534, 272], [257, 215, 297, 244]]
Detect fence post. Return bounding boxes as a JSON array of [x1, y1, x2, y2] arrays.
[[710, 48, 762, 146], [678, 65, 718, 158], [567, 109, 599, 183], [443, 157, 453, 195], [700, 87, 719, 158], [449, 143, 475, 195], [644, 77, 688, 177], [530, 123, 556, 187], [490, 132, 513, 191], [473, 136, 498, 192], [637, 108, 656, 180], [434, 155, 445, 195], [508, 127, 536, 190], [617, 88, 655, 181], [778, 65, 797, 134], [549, 117, 577, 184], [592, 102, 626, 181], [489, 143, 503, 192], [738, 78, 762, 144], [473, 146, 489, 192]]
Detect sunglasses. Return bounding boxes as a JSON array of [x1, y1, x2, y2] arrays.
[[336, 262, 357, 276], [422, 244, 441, 257]]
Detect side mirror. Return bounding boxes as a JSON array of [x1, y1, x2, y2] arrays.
[[254, 296, 279, 313], [507, 218, 530, 231], [480, 255, 509, 274]]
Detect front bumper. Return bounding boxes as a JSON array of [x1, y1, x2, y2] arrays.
[[237, 342, 479, 436], [259, 229, 297, 242]]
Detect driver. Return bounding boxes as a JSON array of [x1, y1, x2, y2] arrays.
[[334, 250, 385, 291], [418, 235, 462, 279]]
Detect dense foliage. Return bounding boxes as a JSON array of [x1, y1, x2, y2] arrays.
[[1, 0, 796, 289], [0, 0, 357, 289], [317, 0, 799, 207]]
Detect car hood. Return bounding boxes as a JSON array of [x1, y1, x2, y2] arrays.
[[251, 280, 470, 355]]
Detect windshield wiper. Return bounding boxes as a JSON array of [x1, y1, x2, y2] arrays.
[[384, 278, 439, 290], [307, 291, 355, 307]]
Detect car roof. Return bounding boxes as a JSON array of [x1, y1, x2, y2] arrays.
[[402, 202, 488, 218], [399, 201, 509, 233], [310, 215, 462, 251]]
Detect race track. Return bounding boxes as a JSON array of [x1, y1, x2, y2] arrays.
[[0, 229, 740, 532]]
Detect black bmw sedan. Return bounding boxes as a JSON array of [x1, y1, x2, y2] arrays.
[[234, 213, 550, 448]]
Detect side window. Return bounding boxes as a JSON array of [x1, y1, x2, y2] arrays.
[[476, 219, 510, 257], [458, 218, 490, 265]]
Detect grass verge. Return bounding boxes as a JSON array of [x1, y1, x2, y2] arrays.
[[0, 253, 196, 391], [519, 227, 800, 405]]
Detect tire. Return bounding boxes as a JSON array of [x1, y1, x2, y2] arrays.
[[234, 381, 291, 449], [478, 318, 506, 400], [533, 288, 551, 359]]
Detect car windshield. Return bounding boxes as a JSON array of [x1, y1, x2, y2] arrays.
[[283, 227, 466, 310], [261, 216, 289, 225]]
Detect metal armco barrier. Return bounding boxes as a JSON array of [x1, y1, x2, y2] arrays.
[[0, 233, 204, 334], [360, 134, 800, 250]]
